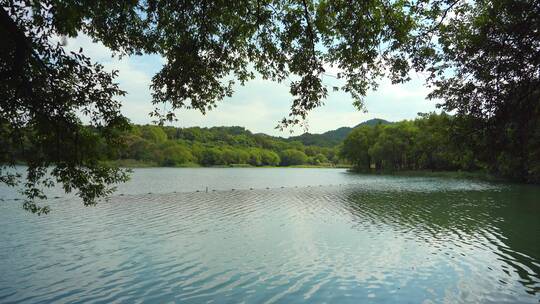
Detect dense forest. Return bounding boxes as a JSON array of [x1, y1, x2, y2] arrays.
[[97, 111, 540, 183], [340, 113, 540, 183], [88, 118, 392, 167], [76, 125, 341, 168], [6, 111, 539, 186], [25, 119, 390, 168], [10, 112, 538, 184]]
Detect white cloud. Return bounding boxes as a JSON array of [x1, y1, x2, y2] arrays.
[[66, 34, 438, 136], [362, 73, 439, 122], [64, 34, 113, 61]]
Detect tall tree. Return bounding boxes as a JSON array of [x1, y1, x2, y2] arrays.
[[1, 1, 132, 214], [419, 0, 540, 181]]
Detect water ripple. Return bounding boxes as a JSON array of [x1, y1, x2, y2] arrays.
[[0, 173, 539, 303]]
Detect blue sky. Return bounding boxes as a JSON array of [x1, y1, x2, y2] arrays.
[[68, 35, 438, 137]]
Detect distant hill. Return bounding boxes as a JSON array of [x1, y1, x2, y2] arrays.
[[354, 118, 391, 127], [288, 118, 391, 147]]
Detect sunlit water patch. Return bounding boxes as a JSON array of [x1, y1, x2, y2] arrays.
[[0, 169, 538, 303]]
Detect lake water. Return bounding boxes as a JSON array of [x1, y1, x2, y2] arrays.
[[0, 168, 539, 303]]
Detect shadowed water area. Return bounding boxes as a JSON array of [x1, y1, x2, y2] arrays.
[[0, 168, 539, 303]]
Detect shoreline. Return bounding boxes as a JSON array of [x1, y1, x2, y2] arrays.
[[347, 169, 511, 183], [102, 160, 352, 169], [104, 162, 515, 184], [10, 162, 532, 185]]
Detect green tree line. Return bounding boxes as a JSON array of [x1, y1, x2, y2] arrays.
[[95, 125, 340, 167], [8, 112, 538, 182], [340, 113, 540, 183]]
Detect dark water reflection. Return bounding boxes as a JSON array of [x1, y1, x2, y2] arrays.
[[344, 188, 540, 300], [0, 169, 539, 303]]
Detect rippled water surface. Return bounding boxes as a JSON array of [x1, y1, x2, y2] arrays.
[[1, 168, 539, 303]]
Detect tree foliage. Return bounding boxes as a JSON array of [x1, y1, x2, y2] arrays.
[[420, 0, 540, 181], [108, 125, 336, 167], [340, 112, 540, 182]]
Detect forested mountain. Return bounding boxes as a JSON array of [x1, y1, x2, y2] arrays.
[[6, 119, 396, 169], [96, 119, 391, 167], [357, 119, 392, 127], [288, 118, 391, 147], [97, 124, 341, 168]]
